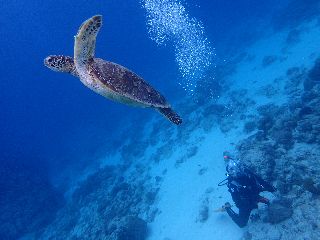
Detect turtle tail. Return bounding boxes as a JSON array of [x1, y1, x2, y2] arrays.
[[157, 107, 182, 125]]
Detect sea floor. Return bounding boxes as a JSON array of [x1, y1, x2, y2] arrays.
[[29, 17, 320, 240]]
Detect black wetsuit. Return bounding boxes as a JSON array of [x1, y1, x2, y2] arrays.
[[225, 168, 276, 228]]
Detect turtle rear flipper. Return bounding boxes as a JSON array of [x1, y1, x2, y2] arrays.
[[157, 107, 182, 125]]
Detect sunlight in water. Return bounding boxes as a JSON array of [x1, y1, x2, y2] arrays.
[[141, 0, 214, 92]]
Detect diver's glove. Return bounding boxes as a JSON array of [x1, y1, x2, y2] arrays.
[[222, 202, 232, 210]]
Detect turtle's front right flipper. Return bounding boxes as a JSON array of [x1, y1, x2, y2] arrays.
[[74, 15, 102, 65]]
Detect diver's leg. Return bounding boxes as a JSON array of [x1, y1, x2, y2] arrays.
[[258, 195, 270, 205], [226, 207, 251, 228]]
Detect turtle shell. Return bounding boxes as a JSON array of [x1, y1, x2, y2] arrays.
[[89, 58, 170, 108]]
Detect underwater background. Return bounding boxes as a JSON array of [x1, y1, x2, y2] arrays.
[[1, 0, 320, 239]]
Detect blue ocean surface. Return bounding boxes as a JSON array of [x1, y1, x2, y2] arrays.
[[1, 0, 320, 239]]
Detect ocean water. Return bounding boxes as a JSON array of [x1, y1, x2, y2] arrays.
[[1, 0, 320, 239]]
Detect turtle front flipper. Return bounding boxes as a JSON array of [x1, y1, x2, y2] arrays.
[[157, 107, 182, 125], [44, 55, 78, 77], [74, 15, 102, 66]]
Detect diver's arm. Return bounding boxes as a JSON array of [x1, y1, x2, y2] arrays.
[[245, 169, 276, 192], [254, 174, 276, 192]]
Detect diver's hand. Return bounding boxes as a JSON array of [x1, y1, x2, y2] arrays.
[[222, 202, 231, 209]]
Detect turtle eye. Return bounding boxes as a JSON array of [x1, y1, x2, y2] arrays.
[[48, 58, 53, 63]]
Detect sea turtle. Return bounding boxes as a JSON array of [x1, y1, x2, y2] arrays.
[[44, 15, 182, 125]]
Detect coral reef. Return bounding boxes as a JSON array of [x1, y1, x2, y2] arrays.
[[236, 58, 320, 239], [243, 193, 320, 240], [243, 121, 257, 133], [197, 203, 209, 223], [262, 55, 278, 67], [258, 84, 279, 98], [20, 45, 320, 240], [202, 89, 255, 134], [38, 165, 157, 240], [265, 199, 293, 224], [286, 28, 301, 45], [115, 216, 148, 240]]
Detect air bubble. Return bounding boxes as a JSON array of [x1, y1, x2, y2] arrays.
[[141, 0, 214, 92]]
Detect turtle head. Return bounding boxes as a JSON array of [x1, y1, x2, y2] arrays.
[[44, 55, 78, 77]]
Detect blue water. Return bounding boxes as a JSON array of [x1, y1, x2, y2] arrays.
[[0, 0, 282, 170], [1, 0, 319, 239]]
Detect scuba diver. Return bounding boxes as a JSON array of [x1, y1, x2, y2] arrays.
[[218, 151, 276, 228]]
